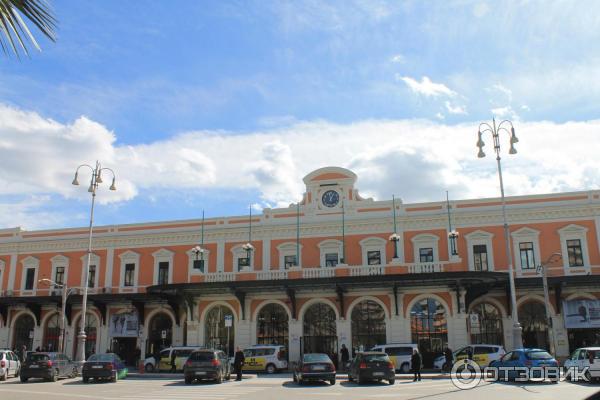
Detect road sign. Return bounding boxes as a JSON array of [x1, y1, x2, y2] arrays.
[[224, 315, 233, 327], [469, 313, 480, 334], [161, 330, 167, 339]]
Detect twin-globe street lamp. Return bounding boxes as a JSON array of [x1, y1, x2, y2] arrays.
[[476, 118, 523, 349], [71, 161, 116, 362]]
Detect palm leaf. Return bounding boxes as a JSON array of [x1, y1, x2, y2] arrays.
[[0, 0, 56, 58]]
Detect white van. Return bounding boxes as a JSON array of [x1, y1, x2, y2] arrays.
[[370, 344, 418, 373], [242, 345, 288, 374]]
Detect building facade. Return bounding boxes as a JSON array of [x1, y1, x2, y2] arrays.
[[1, 166, 599, 367]]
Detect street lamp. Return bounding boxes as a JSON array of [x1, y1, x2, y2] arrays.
[[537, 252, 562, 356], [71, 161, 116, 362], [388, 233, 401, 259], [476, 118, 523, 348], [38, 279, 80, 353], [448, 230, 460, 256]]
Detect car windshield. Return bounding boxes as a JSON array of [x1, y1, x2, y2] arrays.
[[363, 354, 390, 362], [87, 354, 114, 362], [27, 353, 49, 362], [303, 354, 330, 363], [525, 351, 553, 360]]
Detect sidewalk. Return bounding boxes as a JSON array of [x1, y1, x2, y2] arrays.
[[128, 371, 451, 380]]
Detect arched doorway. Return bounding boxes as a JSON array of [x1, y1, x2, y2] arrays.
[[146, 312, 173, 358], [205, 305, 235, 357], [43, 313, 61, 352], [410, 298, 448, 368], [256, 303, 289, 347], [302, 302, 337, 359], [351, 300, 386, 352], [13, 314, 35, 353], [519, 301, 549, 349], [469, 302, 504, 345], [73, 313, 98, 360]]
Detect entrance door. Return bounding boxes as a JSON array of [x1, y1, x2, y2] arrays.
[[302, 302, 338, 366], [112, 337, 137, 366]]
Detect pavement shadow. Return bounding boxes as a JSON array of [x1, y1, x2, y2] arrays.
[[340, 380, 391, 387], [163, 379, 236, 387], [282, 380, 333, 389]]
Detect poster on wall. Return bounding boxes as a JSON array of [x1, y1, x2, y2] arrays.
[[563, 299, 600, 329], [109, 311, 139, 337]]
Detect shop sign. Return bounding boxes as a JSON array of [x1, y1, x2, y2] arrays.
[[563, 299, 600, 328], [109, 311, 139, 337]]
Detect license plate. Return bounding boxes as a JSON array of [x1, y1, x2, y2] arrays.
[[195, 371, 206, 375], [373, 372, 385, 376], [312, 366, 325, 371], [29, 365, 39, 368], [92, 365, 103, 369]]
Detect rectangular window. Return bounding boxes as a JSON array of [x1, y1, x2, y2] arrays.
[[193, 259, 205, 273], [88, 265, 96, 288], [237, 257, 249, 271], [24, 268, 35, 290], [567, 239, 584, 267], [419, 248, 434, 263], [284, 255, 297, 269], [473, 244, 489, 271], [158, 261, 169, 285], [124, 263, 135, 287], [325, 253, 338, 267], [54, 266, 65, 285], [519, 242, 536, 269], [367, 250, 381, 265]]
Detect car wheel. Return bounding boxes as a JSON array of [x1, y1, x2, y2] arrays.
[[20, 375, 28, 383], [83, 377, 89, 383], [266, 363, 277, 374], [111, 372, 118, 383], [0, 371, 6, 381], [400, 363, 410, 374], [330, 378, 336, 385], [51, 369, 59, 382], [389, 379, 395, 385], [145, 363, 154, 373], [585, 371, 592, 383], [216, 373, 223, 384]]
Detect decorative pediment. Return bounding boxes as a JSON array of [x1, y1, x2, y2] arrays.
[[21, 255, 39, 267], [50, 254, 69, 265]]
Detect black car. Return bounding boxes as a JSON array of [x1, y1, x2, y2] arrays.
[[293, 353, 336, 385], [82, 353, 128, 383], [348, 352, 395, 385], [20, 352, 77, 382], [183, 349, 230, 384]]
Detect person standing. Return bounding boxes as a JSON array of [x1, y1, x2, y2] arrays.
[[170, 350, 177, 373], [234, 347, 245, 381], [340, 344, 350, 372], [444, 346, 453, 372], [411, 349, 422, 382]]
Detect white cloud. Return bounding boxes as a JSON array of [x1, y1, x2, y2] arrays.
[[1, 103, 600, 229], [397, 76, 457, 98], [445, 101, 468, 115], [391, 54, 405, 63]]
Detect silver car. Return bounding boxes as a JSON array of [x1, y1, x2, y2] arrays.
[[0, 349, 21, 381]]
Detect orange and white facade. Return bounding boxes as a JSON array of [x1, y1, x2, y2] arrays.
[[1, 167, 599, 365]]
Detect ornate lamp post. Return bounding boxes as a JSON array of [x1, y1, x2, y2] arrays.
[[242, 206, 254, 269], [71, 161, 116, 362], [389, 195, 400, 259], [38, 279, 80, 353], [476, 118, 522, 348]]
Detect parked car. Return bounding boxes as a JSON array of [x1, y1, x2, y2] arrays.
[[348, 352, 395, 385], [489, 348, 559, 383], [242, 345, 288, 374], [145, 346, 201, 372], [370, 343, 418, 373], [564, 347, 600, 382], [293, 353, 336, 385], [0, 349, 21, 381], [20, 352, 77, 382], [183, 349, 230, 384], [433, 344, 506, 370], [82, 353, 128, 383]]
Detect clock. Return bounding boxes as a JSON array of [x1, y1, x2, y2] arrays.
[[322, 190, 340, 208]]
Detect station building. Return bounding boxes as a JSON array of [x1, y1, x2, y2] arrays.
[[0, 166, 599, 366]]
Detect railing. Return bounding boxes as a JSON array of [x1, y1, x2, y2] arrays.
[[302, 267, 336, 279], [257, 270, 288, 280], [206, 272, 237, 282], [349, 265, 385, 276], [407, 262, 445, 273]]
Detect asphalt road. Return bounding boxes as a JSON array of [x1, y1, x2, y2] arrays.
[[1, 374, 599, 400]]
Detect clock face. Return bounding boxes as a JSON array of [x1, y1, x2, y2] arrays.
[[322, 190, 340, 208]]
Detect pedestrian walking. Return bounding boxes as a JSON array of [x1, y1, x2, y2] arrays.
[[411, 349, 422, 382], [444, 346, 453, 372], [234, 347, 245, 381], [170, 351, 177, 373], [340, 344, 350, 372]]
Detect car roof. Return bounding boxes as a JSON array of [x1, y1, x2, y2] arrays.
[[359, 351, 388, 355], [374, 343, 417, 347], [512, 348, 548, 352], [576, 347, 600, 351]]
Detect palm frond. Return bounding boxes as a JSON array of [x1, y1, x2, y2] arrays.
[[0, 0, 56, 58]]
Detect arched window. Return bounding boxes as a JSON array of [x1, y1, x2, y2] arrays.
[[146, 313, 173, 357], [205, 306, 235, 357], [73, 313, 98, 359], [351, 300, 386, 352], [519, 301, 548, 349], [13, 314, 34, 352], [470, 303, 504, 345], [410, 298, 448, 368], [257, 303, 288, 346], [302, 303, 337, 356], [43, 313, 60, 352]]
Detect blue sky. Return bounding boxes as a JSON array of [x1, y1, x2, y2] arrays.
[[0, 1, 599, 230]]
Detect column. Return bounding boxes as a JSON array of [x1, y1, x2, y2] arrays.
[[262, 238, 271, 271], [449, 289, 468, 350], [7, 253, 17, 293], [235, 319, 251, 352], [217, 239, 225, 272], [288, 319, 302, 364], [337, 318, 351, 351], [105, 247, 114, 290]]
